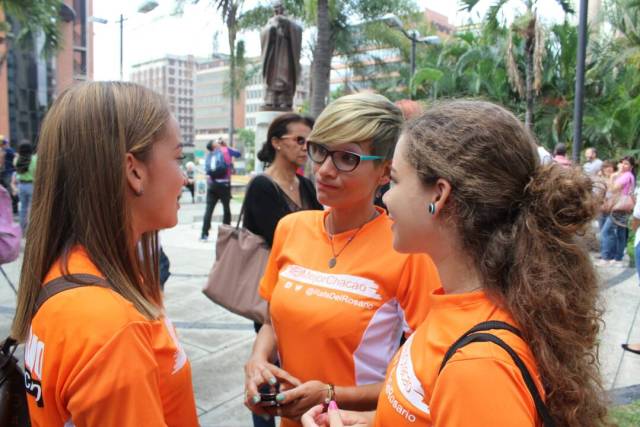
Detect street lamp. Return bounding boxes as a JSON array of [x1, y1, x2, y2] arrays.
[[91, 1, 159, 80], [382, 14, 441, 80], [572, 0, 589, 163]]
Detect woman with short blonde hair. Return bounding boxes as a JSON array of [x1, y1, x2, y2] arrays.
[[11, 82, 198, 426], [244, 92, 440, 426]]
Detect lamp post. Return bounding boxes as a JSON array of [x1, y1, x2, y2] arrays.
[[382, 14, 441, 83], [91, 1, 159, 80], [572, 0, 589, 163]]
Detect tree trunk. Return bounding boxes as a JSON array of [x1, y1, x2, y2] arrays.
[[310, 0, 332, 118], [524, 31, 535, 130]]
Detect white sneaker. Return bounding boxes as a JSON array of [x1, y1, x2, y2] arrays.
[[595, 259, 611, 267], [610, 260, 625, 268]]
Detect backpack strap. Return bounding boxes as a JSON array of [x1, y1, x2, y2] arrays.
[[438, 320, 555, 427], [33, 273, 110, 316]]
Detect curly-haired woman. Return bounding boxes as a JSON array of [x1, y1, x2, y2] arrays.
[[303, 100, 608, 427]]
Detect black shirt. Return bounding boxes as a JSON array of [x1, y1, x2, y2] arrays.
[[242, 174, 322, 247]]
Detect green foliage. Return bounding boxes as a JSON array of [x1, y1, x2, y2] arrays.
[[236, 127, 255, 151], [410, 67, 442, 96], [237, 128, 255, 172], [2, 0, 63, 56], [610, 399, 640, 426], [409, 0, 640, 159]]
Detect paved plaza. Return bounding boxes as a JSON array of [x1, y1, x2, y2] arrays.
[[0, 195, 639, 426]]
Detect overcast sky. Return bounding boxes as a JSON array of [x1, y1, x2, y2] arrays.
[[93, 0, 574, 81]]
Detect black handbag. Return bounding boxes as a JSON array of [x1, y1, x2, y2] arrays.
[[0, 337, 30, 427]]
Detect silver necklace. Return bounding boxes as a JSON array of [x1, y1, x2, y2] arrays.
[[327, 211, 377, 269]]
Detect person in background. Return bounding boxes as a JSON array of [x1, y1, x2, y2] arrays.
[[185, 161, 196, 203], [243, 112, 322, 427], [218, 138, 242, 171], [624, 193, 640, 356], [553, 143, 572, 167], [583, 147, 603, 177], [244, 93, 440, 426], [536, 143, 553, 165], [303, 100, 608, 427], [1, 137, 17, 214], [598, 156, 636, 267], [14, 140, 36, 232], [595, 160, 616, 231], [200, 139, 240, 240], [10, 81, 198, 426]]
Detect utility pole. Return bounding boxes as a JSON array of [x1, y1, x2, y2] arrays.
[[119, 14, 125, 80], [573, 0, 589, 163]]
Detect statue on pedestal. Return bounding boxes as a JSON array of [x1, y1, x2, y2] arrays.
[[260, 1, 302, 111]]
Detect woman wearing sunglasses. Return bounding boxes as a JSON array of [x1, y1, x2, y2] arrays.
[[244, 112, 323, 427], [244, 93, 441, 426]]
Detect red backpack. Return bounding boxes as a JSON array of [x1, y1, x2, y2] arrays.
[[0, 186, 20, 264]]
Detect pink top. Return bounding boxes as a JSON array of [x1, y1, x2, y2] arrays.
[[554, 155, 572, 167], [615, 171, 636, 196]]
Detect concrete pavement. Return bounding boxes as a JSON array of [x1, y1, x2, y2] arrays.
[[0, 197, 639, 425]]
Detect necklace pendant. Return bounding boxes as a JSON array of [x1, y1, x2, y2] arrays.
[[328, 258, 337, 269]]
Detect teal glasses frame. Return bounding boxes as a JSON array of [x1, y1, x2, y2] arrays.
[[307, 141, 385, 172]]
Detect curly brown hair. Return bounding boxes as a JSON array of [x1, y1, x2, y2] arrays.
[[403, 100, 609, 426]]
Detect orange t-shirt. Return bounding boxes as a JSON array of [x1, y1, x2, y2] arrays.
[[259, 208, 440, 427], [374, 288, 544, 427], [24, 247, 198, 427]]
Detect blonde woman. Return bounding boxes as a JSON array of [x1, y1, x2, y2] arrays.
[[11, 82, 198, 426], [243, 93, 441, 426]]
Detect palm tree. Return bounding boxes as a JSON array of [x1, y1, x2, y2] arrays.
[[310, 0, 332, 117], [179, 0, 243, 146], [460, 0, 573, 129], [1, 0, 63, 70]]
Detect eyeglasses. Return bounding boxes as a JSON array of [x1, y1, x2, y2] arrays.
[[307, 141, 385, 172], [280, 135, 307, 146]]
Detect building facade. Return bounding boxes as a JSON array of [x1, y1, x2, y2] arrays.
[[0, 0, 93, 145], [243, 59, 310, 132], [193, 55, 245, 154], [329, 8, 455, 96], [130, 54, 196, 147]]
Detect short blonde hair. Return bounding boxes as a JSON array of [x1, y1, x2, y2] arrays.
[[308, 93, 403, 160]]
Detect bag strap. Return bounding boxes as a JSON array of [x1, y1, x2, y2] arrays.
[[438, 321, 555, 427], [33, 273, 110, 316], [235, 174, 283, 230], [0, 274, 109, 364]]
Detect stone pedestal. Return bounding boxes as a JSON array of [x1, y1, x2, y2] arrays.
[[254, 110, 287, 173]]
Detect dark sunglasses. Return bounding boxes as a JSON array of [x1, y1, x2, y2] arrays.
[[280, 135, 307, 146], [306, 141, 384, 172]]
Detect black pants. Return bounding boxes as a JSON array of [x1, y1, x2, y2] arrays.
[[185, 183, 195, 203], [201, 181, 231, 237]]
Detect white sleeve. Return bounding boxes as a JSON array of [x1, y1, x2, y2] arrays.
[[633, 196, 640, 220]]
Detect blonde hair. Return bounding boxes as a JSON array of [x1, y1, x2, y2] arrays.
[[308, 92, 403, 160], [11, 82, 169, 341]]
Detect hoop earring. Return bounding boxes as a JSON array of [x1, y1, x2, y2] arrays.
[[427, 202, 436, 215]]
